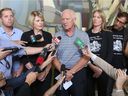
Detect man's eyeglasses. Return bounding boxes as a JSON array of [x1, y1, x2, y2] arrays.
[[116, 18, 126, 25]]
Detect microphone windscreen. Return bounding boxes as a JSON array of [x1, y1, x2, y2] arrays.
[[74, 37, 85, 49], [57, 36, 61, 40], [53, 36, 62, 45], [28, 34, 42, 43], [35, 34, 42, 40], [61, 64, 66, 72]]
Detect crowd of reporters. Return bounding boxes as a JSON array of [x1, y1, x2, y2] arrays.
[[0, 7, 128, 96]]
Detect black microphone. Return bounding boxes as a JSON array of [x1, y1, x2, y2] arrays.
[[28, 34, 42, 43], [59, 64, 66, 90], [2, 47, 19, 53]]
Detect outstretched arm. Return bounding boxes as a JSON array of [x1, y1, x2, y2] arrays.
[[0, 49, 12, 60], [83, 47, 117, 80], [39, 52, 55, 70], [112, 70, 126, 96], [44, 76, 65, 96]]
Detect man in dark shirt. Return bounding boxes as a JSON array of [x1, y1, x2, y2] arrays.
[[107, 12, 128, 96]]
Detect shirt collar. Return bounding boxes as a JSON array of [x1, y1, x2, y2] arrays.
[[0, 26, 15, 34], [62, 26, 78, 37]]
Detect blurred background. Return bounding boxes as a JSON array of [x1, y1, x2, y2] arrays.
[[0, 0, 128, 35]]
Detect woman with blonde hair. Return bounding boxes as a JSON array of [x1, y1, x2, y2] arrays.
[[21, 11, 52, 96], [86, 9, 113, 96]]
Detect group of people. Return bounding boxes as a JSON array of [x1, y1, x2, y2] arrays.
[[0, 7, 128, 96]]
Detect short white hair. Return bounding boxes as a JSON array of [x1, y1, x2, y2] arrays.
[[61, 9, 76, 20]]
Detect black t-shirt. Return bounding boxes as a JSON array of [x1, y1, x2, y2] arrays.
[[87, 29, 113, 63], [88, 31, 102, 56], [21, 30, 52, 66], [109, 27, 125, 69]]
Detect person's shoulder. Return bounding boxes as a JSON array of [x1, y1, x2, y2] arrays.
[[102, 29, 112, 35], [86, 28, 92, 34], [13, 27, 23, 33], [43, 30, 52, 35], [0, 27, 5, 33], [21, 30, 33, 39], [23, 30, 32, 35], [77, 29, 88, 36], [43, 31, 52, 38], [106, 26, 113, 31], [54, 31, 63, 36], [0, 26, 2, 29]]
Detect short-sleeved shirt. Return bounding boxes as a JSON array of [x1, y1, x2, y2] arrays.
[[0, 26, 23, 71], [55, 27, 90, 69], [107, 26, 125, 69], [0, 27, 23, 40]]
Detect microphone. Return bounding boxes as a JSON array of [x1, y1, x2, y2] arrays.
[[36, 48, 48, 65], [35, 48, 48, 73], [2, 47, 19, 53], [35, 36, 61, 72], [59, 64, 66, 90], [28, 34, 42, 43], [48, 36, 61, 50], [48, 36, 61, 56], [52, 36, 61, 47], [74, 37, 87, 54]]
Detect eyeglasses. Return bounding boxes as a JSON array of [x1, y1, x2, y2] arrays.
[[116, 18, 126, 25]]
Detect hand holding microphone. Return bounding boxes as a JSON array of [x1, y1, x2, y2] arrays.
[[74, 37, 92, 62], [74, 37, 88, 55], [36, 36, 61, 65], [39, 51, 55, 70], [2, 47, 20, 54], [35, 36, 61, 73], [0, 48, 12, 60], [36, 48, 48, 66], [48, 36, 61, 51], [59, 64, 66, 90]]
